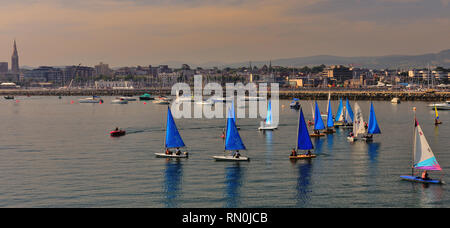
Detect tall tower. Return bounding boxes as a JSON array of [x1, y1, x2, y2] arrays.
[[11, 39, 19, 73]]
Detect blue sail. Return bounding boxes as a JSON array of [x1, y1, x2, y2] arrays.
[[225, 109, 246, 151], [314, 101, 325, 130], [165, 107, 186, 148], [368, 102, 381, 134], [346, 99, 354, 122], [335, 98, 343, 122], [266, 100, 272, 125], [327, 99, 334, 128], [297, 108, 314, 150]]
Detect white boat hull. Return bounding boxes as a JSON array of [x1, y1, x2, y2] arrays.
[[212, 155, 250, 162], [155, 153, 188, 158], [258, 126, 277, 131]]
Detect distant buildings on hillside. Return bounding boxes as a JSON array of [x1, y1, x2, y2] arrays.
[[0, 39, 448, 89]]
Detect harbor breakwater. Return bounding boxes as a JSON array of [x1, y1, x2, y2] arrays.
[[1, 88, 449, 101]]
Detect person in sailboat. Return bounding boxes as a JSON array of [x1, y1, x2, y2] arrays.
[[165, 148, 173, 155], [175, 147, 181, 155], [291, 148, 297, 157], [421, 170, 430, 180], [233, 150, 241, 158], [305, 150, 312, 156]]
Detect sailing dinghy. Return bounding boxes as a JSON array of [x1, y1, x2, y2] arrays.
[[362, 102, 381, 142], [213, 108, 249, 161], [310, 101, 325, 137], [347, 102, 366, 142], [435, 105, 442, 125], [258, 100, 277, 130], [290, 108, 316, 159], [400, 111, 444, 184], [155, 106, 189, 158]]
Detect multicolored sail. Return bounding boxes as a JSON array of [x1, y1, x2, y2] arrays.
[[297, 108, 314, 151], [165, 106, 186, 148], [413, 119, 441, 171], [435, 105, 439, 121], [368, 102, 381, 134], [266, 100, 272, 125], [225, 108, 246, 151], [335, 98, 344, 122], [314, 101, 325, 130]]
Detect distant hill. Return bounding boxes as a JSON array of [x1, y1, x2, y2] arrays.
[[207, 49, 450, 69]]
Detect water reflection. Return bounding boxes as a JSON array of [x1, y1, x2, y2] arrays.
[[224, 163, 244, 208], [367, 143, 380, 163], [313, 137, 324, 154], [292, 160, 313, 207], [263, 130, 273, 166], [163, 160, 183, 208], [416, 184, 444, 208], [326, 133, 334, 151]]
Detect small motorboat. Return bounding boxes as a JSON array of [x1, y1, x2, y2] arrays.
[[79, 96, 103, 103], [139, 93, 154, 100], [153, 96, 171, 105], [428, 101, 450, 110], [391, 97, 401, 104], [111, 98, 128, 104], [110, 129, 126, 137], [290, 99, 300, 109], [4, 96, 14, 100], [120, 96, 136, 101]]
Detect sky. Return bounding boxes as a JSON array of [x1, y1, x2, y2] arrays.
[[0, 0, 449, 67]]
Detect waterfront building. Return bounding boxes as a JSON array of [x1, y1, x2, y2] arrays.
[[322, 65, 352, 83], [94, 62, 111, 76], [24, 66, 64, 84], [0, 62, 8, 73], [63, 65, 95, 84]]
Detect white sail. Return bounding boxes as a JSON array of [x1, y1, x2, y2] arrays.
[[353, 103, 366, 137]]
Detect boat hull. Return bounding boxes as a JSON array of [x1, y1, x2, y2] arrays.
[[110, 130, 126, 137], [310, 133, 325, 137], [289, 154, 316, 159], [155, 153, 188, 158], [400, 175, 444, 185], [212, 155, 250, 162], [258, 126, 277, 131]]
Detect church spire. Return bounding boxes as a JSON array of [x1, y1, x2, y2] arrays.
[[11, 39, 19, 73]]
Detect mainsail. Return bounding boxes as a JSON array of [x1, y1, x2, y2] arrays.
[[368, 102, 381, 134], [225, 108, 246, 151], [346, 99, 354, 123], [314, 101, 325, 130], [326, 99, 334, 128], [297, 108, 314, 151], [353, 103, 366, 137], [165, 106, 186, 148], [413, 120, 441, 171]]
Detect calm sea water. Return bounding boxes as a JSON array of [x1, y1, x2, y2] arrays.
[[0, 96, 448, 208]]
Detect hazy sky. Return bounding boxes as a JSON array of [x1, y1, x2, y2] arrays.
[[0, 0, 449, 67]]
